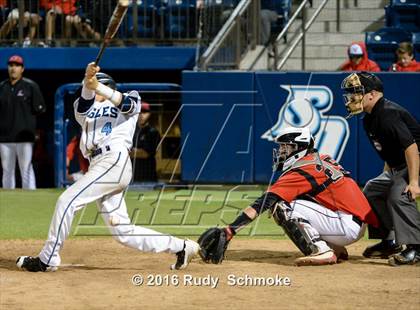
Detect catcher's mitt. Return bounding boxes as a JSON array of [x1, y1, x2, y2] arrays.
[[197, 227, 231, 264]]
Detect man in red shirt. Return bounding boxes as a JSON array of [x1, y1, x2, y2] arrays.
[[340, 42, 381, 72], [216, 127, 379, 266], [41, 0, 80, 46]]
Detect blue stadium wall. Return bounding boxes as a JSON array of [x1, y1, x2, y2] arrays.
[[0, 47, 196, 70], [181, 72, 420, 185]]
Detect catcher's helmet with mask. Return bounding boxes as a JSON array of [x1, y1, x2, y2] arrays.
[[273, 126, 315, 173]]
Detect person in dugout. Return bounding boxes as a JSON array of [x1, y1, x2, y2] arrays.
[[131, 102, 160, 182]]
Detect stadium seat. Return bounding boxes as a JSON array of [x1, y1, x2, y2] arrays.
[[201, 0, 233, 39], [385, 0, 420, 32], [366, 27, 413, 70], [125, 0, 160, 38], [412, 32, 420, 60], [163, 0, 197, 39], [391, 0, 420, 4]]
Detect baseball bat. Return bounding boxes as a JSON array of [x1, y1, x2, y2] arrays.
[[94, 0, 129, 66]]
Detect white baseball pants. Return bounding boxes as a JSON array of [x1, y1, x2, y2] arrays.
[[0, 142, 36, 189], [289, 199, 366, 253], [39, 150, 185, 267]]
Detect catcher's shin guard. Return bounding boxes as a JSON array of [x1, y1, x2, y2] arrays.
[[272, 202, 319, 256]]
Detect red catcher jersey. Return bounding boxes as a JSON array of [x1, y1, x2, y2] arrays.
[[268, 153, 379, 227]]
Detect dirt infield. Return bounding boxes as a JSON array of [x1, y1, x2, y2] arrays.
[[1, 239, 419, 310]]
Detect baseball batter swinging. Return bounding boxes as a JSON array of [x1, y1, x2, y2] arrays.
[[16, 62, 199, 272]]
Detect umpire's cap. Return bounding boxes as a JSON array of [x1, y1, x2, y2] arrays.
[[357, 72, 383, 93], [96, 72, 116, 90]]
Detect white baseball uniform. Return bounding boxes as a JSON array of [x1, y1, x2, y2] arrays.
[[38, 85, 185, 267], [288, 199, 366, 253], [0, 142, 36, 189]]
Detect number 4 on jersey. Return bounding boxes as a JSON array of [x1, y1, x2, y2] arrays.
[[101, 122, 112, 136]]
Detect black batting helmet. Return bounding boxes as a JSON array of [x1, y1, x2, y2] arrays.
[[96, 72, 116, 90]]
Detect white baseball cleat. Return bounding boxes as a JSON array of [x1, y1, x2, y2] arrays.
[[170, 239, 200, 270], [294, 250, 337, 266]]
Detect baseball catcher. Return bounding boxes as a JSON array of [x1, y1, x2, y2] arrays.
[[199, 126, 380, 266]]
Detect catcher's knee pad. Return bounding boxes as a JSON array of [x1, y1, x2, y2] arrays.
[[272, 202, 319, 256]]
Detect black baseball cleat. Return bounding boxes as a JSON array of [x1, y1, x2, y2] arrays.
[[388, 245, 420, 266], [362, 240, 403, 259], [16, 256, 56, 272], [170, 239, 200, 270]]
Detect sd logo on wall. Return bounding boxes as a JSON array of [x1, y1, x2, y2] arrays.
[[261, 85, 350, 161]]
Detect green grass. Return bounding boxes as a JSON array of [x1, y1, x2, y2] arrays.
[[1, 188, 418, 241], [0, 187, 282, 240]]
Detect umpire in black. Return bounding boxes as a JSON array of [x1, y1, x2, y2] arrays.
[[341, 72, 420, 266]]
